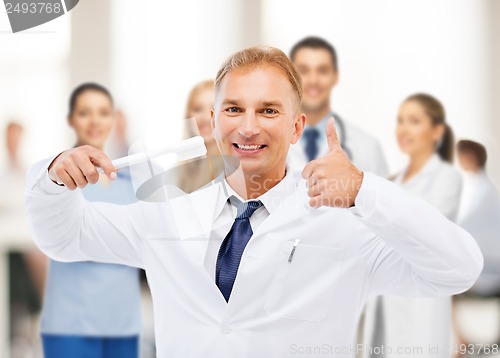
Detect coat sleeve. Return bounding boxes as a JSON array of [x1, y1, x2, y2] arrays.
[[25, 156, 148, 268], [349, 172, 483, 297]]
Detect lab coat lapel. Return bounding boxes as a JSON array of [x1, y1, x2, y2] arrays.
[[168, 182, 222, 265], [254, 173, 311, 236], [257, 197, 310, 236], [397, 154, 441, 186]]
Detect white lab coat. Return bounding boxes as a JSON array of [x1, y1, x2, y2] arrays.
[[25, 157, 481, 358], [458, 170, 500, 296], [376, 154, 463, 358], [288, 116, 388, 356], [393, 154, 463, 222], [287, 118, 389, 177]]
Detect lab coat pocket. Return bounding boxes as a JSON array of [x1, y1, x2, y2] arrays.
[[264, 240, 344, 322]]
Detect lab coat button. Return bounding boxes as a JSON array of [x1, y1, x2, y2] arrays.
[[220, 324, 232, 334]]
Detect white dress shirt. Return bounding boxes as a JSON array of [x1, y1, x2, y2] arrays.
[[204, 177, 276, 280], [25, 157, 482, 358]]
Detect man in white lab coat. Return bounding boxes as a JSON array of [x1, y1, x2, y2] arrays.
[[26, 46, 482, 358], [288, 36, 388, 177], [289, 37, 388, 357]]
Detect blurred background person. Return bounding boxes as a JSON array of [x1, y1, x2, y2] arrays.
[[185, 80, 219, 161], [3, 123, 47, 298], [379, 93, 462, 357], [457, 140, 500, 296], [40, 83, 142, 358], [453, 140, 500, 350], [1, 122, 47, 358], [287, 36, 388, 177], [107, 109, 131, 159], [392, 93, 461, 218], [177, 80, 224, 193]]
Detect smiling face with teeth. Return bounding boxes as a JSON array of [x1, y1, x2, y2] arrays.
[[211, 64, 305, 188]]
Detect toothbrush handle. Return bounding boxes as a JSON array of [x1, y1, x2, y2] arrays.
[[96, 136, 205, 174]]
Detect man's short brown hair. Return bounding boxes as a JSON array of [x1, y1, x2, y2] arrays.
[[457, 140, 488, 168], [215, 46, 303, 110]]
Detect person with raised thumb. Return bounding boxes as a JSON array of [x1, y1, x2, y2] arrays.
[[302, 116, 364, 208]]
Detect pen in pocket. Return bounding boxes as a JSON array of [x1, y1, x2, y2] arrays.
[[288, 239, 301, 263]]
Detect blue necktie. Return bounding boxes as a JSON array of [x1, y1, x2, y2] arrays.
[[216, 200, 263, 302], [303, 127, 320, 161]]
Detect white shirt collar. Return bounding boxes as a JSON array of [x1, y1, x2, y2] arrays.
[[212, 169, 297, 221]]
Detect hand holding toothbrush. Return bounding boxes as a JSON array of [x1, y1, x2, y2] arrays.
[[48, 136, 207, 190], [48, 145, 116, 190]]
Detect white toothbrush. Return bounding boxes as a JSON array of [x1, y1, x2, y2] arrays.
[[97, 136, 207, 173]]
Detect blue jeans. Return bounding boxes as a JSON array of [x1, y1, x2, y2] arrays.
[[42, 334, 139, 358]]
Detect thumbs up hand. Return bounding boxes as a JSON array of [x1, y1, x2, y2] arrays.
[[301, 117, 364, 208]]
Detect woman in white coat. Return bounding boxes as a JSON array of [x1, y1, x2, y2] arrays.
[[381, 93, 462, 357]]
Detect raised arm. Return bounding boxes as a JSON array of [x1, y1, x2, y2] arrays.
[[302, 117, 483, 297], [349, 172, 482, 297], [25, 146, 146, 268]]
